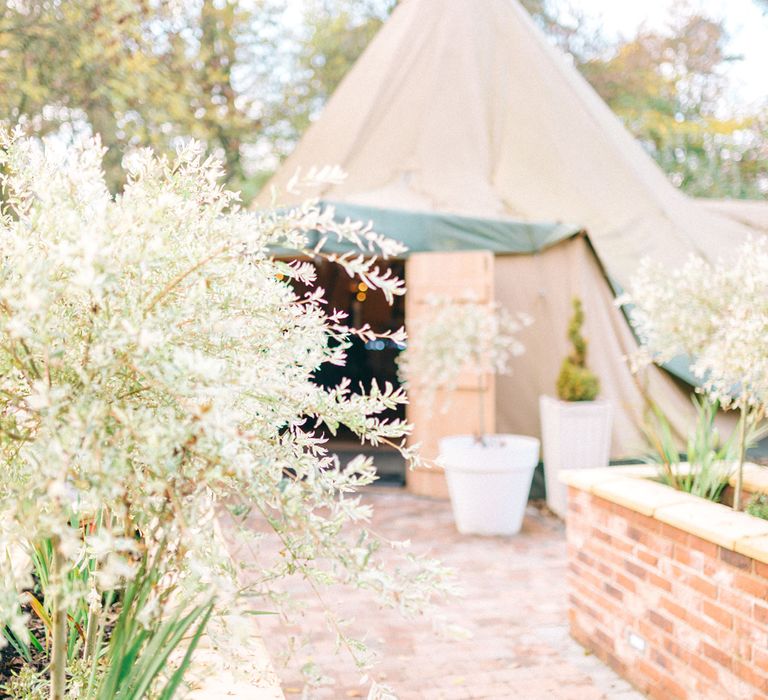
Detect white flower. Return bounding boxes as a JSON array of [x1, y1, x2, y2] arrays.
[[96, 554, 137, 590], [622, 238, 768, 411], [26, 380, 52, 410], [5, 317, 30, 339], [398, 296, 532, 415]]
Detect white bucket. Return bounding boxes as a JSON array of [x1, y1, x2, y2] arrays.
[[439, 434, 540, 536]]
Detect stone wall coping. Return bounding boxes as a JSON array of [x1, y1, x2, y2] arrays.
[[730, 461, 768, 494], [560, 464, 768, 564]]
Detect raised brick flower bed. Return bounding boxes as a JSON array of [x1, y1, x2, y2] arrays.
[[562, 465, 768, 699]]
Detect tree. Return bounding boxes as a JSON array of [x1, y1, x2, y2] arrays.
[[580, 12, 767, 198], [0, 1, 258, 193], [522, 0, 603, 63], [191, 1, 259, 191], [260, 0, 395, 162], [0, 129, 445, 697]]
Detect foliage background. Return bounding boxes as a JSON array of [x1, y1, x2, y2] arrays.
[[1, 0, 766, 201]]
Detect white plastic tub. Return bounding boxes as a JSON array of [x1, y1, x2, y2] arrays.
[[438, 434, 540, 536]]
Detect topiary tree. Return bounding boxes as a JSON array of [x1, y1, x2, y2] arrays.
[[556, 298, 600, 401]]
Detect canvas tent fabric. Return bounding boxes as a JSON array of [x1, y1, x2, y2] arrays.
[[700, 199, 768, 235], [258, 0, 754, 457], [256, 0, 755, 290], [493, 237, 737, 457]]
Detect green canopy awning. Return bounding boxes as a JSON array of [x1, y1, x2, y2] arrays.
[[322, 201, 582, 255], [330, 201, 702, 391], [286, 199, 702, 391]]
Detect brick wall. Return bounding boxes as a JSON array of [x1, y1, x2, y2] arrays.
[[567, 486, 768, 700]]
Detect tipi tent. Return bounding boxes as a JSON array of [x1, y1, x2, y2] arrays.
[[257, 0, 759, 462], [701, 199, 768, 235]]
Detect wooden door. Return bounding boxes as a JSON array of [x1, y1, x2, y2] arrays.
[[404, 250, 495, 497]]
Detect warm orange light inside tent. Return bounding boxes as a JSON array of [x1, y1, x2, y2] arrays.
[[357, 282, 368, 292], [356, 292, 367, 302]]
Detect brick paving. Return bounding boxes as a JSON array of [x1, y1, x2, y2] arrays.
[[230, 488, 645, 700]]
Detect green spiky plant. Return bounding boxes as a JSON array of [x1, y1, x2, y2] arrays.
[[643, 395, 768, 505], [556, 298, 600, 402]]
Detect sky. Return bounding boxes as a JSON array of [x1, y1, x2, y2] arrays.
[[564, 0, 768, 108]]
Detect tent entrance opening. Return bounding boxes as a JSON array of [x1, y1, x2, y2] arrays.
[[310, 259, 406, 484]]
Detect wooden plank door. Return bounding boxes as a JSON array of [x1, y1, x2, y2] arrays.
[[404, 250, 496, 497]]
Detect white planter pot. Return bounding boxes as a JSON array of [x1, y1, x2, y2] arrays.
[[438, 434, 540, 536], [539, 396, 612, 518]]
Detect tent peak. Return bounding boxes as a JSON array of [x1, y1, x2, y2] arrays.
[[258, 0, 757, 287]]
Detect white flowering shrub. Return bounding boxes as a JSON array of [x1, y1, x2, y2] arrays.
[[0, 129, 449, 696], [398, 297, 531, 433], [620, 238, 768, 508]]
